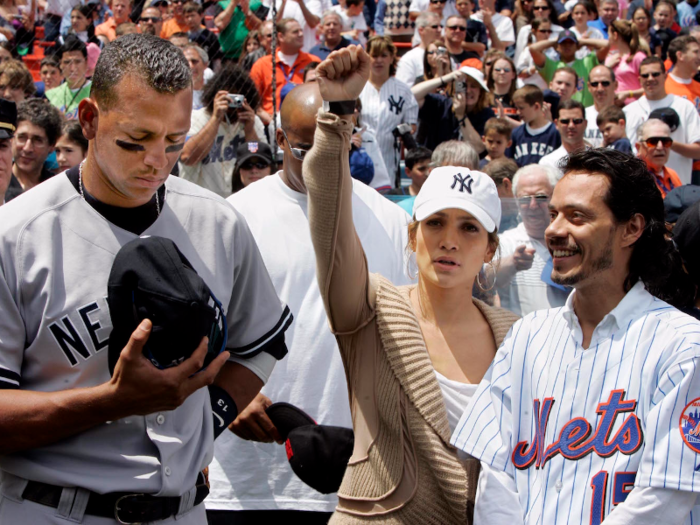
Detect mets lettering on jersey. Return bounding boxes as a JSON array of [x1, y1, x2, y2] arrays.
[[451, 281, 700, 525]]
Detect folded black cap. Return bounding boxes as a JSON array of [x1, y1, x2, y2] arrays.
[[0, 98, 17, 140], [649, 107, 680, 133], [266, 402, 354, 495], [107, 236, 227, 376]]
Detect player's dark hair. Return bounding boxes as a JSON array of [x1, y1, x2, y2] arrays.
[[201, 62, 260, 118], [60, 119, 88, 155], [405, 146, 432, 170], [59, 34, 87, 59], [561, 148, 695, 308], [17, 98, 63, 146], [90, 34, 192, 111]]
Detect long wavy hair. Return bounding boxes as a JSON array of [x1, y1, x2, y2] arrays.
[[562, 149, 695, 308], [487, 55, 517, 100]]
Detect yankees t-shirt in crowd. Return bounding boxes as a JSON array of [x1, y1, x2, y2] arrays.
[[0, 172, 291, 496], [208, 173, 411, 513], [506, 121, 561, 167], [624, 94, 700, 184], [359, 77, 419, 186], [452, 282, 700, 524], [179, 107, 267, 198], [584, 105, 603, 148]]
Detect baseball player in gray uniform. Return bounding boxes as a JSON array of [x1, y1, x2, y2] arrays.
[[0, 34, 292, 524]]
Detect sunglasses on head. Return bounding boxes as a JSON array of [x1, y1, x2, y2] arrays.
[[589, 80, 611, 87], [559, 118, 584, 125], [241, 161, 270, 170], [644, 136, 673, 148], [447, 24, 467, 30], [282, 129, 310, 161], [517, 194, 550, 206], [640, 71, 662, 78]]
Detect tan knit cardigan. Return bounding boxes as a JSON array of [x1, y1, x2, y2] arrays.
[[304, 110, 519, 525]]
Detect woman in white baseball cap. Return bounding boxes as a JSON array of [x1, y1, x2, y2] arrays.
[[305, 80, 520, 522]]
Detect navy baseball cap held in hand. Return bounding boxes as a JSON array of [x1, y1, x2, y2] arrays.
[[266, 402, 354, 495], [107, 236, 227, 376]]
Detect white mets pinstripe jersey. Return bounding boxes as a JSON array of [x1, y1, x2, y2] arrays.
[[358, 76, 418, 187], [451, 281, 700, 524]]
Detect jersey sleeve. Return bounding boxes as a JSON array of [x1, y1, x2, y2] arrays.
[[225, 211, 293, 360], [451, 321, 522, 474], [636, 348, 700, 493], [0, 254, 25, 389]]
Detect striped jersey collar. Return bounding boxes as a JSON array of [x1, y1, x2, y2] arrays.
[[560, 280, 652, 345]]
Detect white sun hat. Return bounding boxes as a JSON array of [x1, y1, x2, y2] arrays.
[[413, 166, 502, 232]]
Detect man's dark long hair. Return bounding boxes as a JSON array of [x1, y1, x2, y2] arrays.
[[561, 149, 694, 308]]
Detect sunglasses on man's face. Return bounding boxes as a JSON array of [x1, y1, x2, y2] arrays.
[[640, 71, 662, 79], [644, 136, 673, 148], [589, 80, 611, 87], [140, 16, 161, 22], [447, 25, 467, 30], [428, 23, 443, 29], [559, 118, 584, 125], [282, 129, 310, 161], [517, 194, 550, 206], [533, 5, 549, 10]]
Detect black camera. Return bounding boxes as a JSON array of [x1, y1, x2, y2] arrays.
[[392, 123, 417, 150]]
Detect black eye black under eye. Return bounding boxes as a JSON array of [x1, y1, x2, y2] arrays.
[[116, 139, 145, 152]]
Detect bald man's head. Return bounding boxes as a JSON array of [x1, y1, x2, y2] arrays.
[[277, 83, 325, 194], [280, 82, 323, 133]]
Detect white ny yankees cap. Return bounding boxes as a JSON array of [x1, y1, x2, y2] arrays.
[[413, 166, 502, 232]]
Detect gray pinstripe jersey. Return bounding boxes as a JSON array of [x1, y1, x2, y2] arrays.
[[0, 174, 291, 495]]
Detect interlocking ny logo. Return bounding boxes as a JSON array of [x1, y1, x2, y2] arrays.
[[388, 95, 405, 115], [451, 173, 474, 193]]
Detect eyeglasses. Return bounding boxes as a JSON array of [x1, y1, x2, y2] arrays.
[[517, 194, 550, 206], [240, 161, 270, 170], [447, 25, 467, 31], [559, 118, 584, 125], [533, 5, 550, 10], [640, 71, 662, 78], [538, 28, 552, 33], [644, 136, 673, 148], [428, 24, 443, 29], [493, 67, 512, 73], [282, 129, 310, 160], [589, 80, 611, 87], [140, 16, 161, 22]]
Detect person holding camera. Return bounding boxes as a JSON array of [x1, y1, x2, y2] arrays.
[[180, 63, 267, 199], [358, 36, 419, 188], [413, 65, 495, 153]]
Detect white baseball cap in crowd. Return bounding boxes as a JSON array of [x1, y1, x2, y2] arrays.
[[413, 166, 502, 232], [459, 66, 489, 92]]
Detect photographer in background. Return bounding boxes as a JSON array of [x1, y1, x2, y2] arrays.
[[179, 63, 267, 198]]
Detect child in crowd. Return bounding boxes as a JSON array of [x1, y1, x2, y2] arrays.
[[55, 120, 88, 172], [507, 85, 562, 166], [480, 117, 513, 168], [596, 105, 633, 154], [332, 0, 368, 46], [388, 146, 433, 197], [484, 157, 520, 232], [183, 1, 222, 67]]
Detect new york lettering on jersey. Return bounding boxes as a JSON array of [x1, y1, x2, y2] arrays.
[[512, 141, 555, 164], [47, 298, 111, 367], [451, 283, 700, 525], [507, 123, 561, 167]]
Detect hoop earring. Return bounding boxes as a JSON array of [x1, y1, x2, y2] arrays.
[[476, 261, 497, 292]]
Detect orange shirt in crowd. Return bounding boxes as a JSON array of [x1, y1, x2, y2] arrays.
[[95, 18, 118, 41], [650, 164, 683, 197], [161, 17, 190, 39], [250, 51, 321, 114], [666, 73, 700, 173]]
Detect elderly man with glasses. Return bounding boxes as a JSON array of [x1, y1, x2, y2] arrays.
[[636, 118, 683, 197], [396, 11, 442, 86], [625, 56, 700, 185], [495, 163, 571, 316]]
